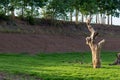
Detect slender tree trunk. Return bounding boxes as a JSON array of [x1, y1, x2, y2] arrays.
[[96, 14, 98, 23], [101, 14, 105, 24], [98, 14, 100, 24], [21, 7, 24, 18], [5, 0, 9, 15], [107, 15, 110, 25], [96, 14, 100, 24], [63, 15, 66, 21], [4, 0, 6, 15], [111, 15, 112, 25], [85, 15, 87, 20], [31, 6, 33, 16], [75, 9, 79, 24], [11, 10, 15, 19], [21, 1, 24, 18], [31, 0, 34, 16], [86, 18, 105, 68], [81, 14, 84, 22], [70, 11, 72, 21], [100, 14, 102, 24], [89, 14, 92, 19]]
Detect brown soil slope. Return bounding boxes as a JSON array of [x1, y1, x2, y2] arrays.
[[0, 19, 120, 53], [0, 33, 119, 54]]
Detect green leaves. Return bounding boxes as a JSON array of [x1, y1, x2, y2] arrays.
[[0, 0, 119, 20]]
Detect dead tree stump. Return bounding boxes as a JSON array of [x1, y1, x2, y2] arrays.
[[86, 18, 105, 68], [109, 53, 120, 65]]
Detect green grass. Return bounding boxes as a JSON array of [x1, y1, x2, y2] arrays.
[[0, 52, 119, 80]]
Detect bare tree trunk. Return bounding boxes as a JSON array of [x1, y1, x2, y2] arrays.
[[111, 15, 112, 25], [100, 14, 106, 24], [96, 14, 98, 23], [86, 18, 105, 68], [75, 9, 79, 24], [21, 0, 25, 19], [107, 15, 110, 25], [109, 53, 120, 65], [11, 10, 15, 19], [81, 14, 84, 22], [5, 5, 7, 15], [96, 14, 100, 24], [70, 11, 72, 21], [100, 14, 102, 24]]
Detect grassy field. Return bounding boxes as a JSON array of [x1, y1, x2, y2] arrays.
[[0, 52, 119, 80]]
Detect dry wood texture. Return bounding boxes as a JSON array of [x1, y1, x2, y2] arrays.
[[86, 18, 105, 68], [109, 53, 120, 65]]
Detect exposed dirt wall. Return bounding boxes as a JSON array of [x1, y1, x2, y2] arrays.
[[0, 33, 119, 54]]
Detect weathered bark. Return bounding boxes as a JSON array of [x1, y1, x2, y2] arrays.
[[101, 14, 106, 24], [21, 1, 25, 19], [107, 15, 110, 25], [86, 18, 105, 68], [75, 9, 79, 24], [70, 11, 73, 21], [11, 10, 15, 19], [96, 14, 100, 24], [111, 15, 112, 25], [81, 14, 84, 22], [109, 53, 120, 65], [96, 14, 98, 23]]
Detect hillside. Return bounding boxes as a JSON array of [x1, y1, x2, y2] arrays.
[[0, 18, 120, 53]]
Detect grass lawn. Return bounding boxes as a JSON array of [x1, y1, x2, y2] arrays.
[[0, 52, 119, 80]]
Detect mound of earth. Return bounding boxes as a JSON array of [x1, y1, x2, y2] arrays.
[[0, 33, 119, 54], [0, 18, 119, 54]]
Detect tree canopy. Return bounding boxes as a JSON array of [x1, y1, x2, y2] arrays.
[[0, 0, 120, 24]]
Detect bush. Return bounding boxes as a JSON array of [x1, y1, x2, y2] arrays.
[[26, 16, 35, 25], [0, 13, 10, 21]]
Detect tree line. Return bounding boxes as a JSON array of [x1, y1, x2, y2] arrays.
[[0, 0, 120, 25]]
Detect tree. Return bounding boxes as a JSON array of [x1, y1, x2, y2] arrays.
[[16, 0, 48, 18], [109, 53, 120, 65], [16, 0, 29, 18], [86, 18, 105, 68], [9, 0, 19, 19], [97, 0, 120, 25], [67, 0, 74, 21], [45, 0, 69, 20], [72, 0, 81, 24], [0, 0, 9, 15]]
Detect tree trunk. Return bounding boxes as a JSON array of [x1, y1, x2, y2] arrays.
[[96, 14, 98, 23], [75, 9, 79, 24], [4, 0, 8, 15], [21, 1, 24, 19], [86, 18, 105, 68], [11, 10, 15, 19], [5, 4, 7, 15], [111, 15, 112, 25], [109, 53, 120, 65], [31, 6, 33, 16], [107, 15, 110, 25], [100, 14, 102, 24], [81, 14, 84, 22], [70, 11, 72, 21], [30, 0, 34, 17], [102, 14, 106, 24]]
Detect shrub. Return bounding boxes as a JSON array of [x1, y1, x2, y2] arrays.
[[0, 13, 10, 21], [26, 16, 35, 25]]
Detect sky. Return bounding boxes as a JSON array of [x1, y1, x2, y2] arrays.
[[73, 16, 120, 26], [113, 17, 120, 26], [15, 9, 120, 26]]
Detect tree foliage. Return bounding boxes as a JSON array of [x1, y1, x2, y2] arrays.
[[0, 0, 119, 24]]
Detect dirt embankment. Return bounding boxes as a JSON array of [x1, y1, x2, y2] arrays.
[[0, 33, 119, 54], [0, 19, 120, 54]]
